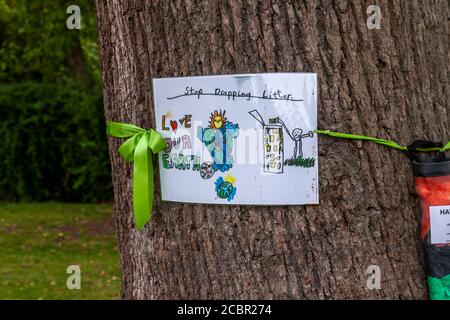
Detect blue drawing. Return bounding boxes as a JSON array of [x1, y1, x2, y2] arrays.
[[197, 110, 239, 173], [214, 174, 237, 201]]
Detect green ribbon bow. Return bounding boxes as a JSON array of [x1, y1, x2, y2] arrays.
[[428, 275, 450, 300], [106, 122, 167, 230]]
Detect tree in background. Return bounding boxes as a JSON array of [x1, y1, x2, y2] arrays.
[[0, 0, 98, 83], [96, 1, 449, 299], [0, 0, 111, 202]]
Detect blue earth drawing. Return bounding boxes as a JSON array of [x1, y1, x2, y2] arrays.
[[214, 176, 236, 201]]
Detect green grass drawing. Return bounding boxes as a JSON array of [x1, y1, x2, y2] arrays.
[[284, 156, 316, 168]]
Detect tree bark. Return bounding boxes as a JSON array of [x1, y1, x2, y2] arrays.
[[95, 0, 449, 299]]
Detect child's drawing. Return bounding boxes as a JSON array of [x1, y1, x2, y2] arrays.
[[249, 110, 315, 171], [200, 161, 215, 179], [198, 110, 239, 175], [154, 73, 318, 205], [214, 174, 237, 201], [269, 117, 314, 160], [249, 110, 284, 174]]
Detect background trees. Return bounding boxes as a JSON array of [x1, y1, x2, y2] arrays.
[[0, 0, 111, 202], [0, 1, 120, 299]]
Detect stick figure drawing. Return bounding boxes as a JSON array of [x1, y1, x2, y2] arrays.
[[269, 117, 313, 160], [249, 109, 316, 171]]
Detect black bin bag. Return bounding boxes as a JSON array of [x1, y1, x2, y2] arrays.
[[413, 156, 450, 300], [316, 130, 450, 299]]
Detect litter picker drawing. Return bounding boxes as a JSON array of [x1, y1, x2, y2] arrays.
[[270, 117, 314, 160], [249, 109, 315, 173], [153, 73, 318, 205]]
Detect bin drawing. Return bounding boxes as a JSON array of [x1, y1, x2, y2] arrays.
[[249, 110, 284, 174]]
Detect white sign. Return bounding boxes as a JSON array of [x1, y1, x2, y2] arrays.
[[430, 205, 450, 244], [153, 73, 318, 205]]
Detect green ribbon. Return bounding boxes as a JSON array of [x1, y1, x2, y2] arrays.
[[443, 141, 450, 153], [428, 275, 450, 300], [106, 122, 167, 230], [315, 130, 450, 153]]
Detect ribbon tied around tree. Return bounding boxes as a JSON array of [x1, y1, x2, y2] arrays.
[[315, 130, 450, 154], [107, 122, 167, 229]]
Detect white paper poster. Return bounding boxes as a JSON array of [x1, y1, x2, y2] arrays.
[[153, 73, 318, 205], [430, 205, 450, 244]]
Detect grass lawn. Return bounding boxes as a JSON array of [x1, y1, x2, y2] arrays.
[[0, 203, 121, 299]]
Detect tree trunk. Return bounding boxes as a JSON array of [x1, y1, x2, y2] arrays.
[[95, 0, 449, 299]]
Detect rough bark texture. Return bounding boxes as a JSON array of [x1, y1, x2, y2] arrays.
[[95, 0, 449, 299]]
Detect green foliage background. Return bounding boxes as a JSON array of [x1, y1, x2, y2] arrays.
[[0, 0, 112, 202]]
